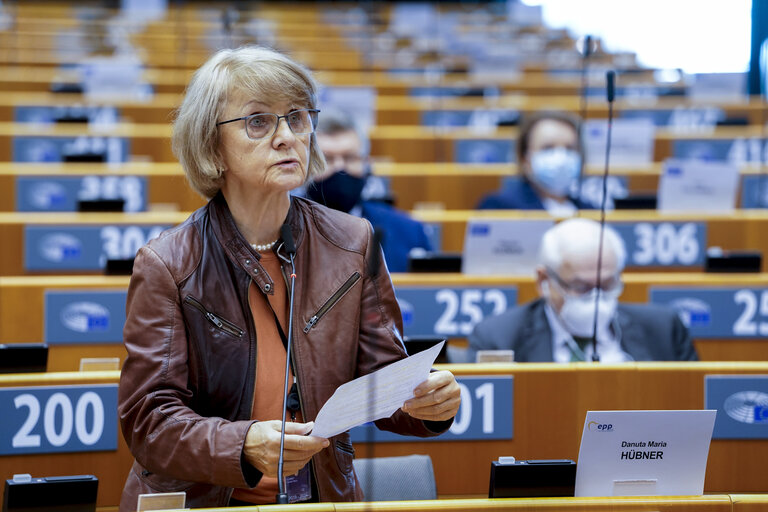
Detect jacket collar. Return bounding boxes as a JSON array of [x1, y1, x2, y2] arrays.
[[208, 192, 305, 295]]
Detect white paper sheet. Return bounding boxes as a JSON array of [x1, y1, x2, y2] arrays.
[[310, 341, 444, 439]]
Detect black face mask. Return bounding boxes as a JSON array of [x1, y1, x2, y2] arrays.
[[306, 170, 367, 213]]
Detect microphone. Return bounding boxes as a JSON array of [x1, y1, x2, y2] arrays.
[[576, 34, 593, 203], [590, 70, 616, 363], [368, 228, 384, 279], [363, 227, 385, 505], [276, 223, 297, 504]]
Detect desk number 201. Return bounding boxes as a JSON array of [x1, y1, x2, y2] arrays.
[[12, 392, 105, 448], [449, 382, 494, 436]]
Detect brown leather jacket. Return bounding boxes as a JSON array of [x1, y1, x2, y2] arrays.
[[118, 194, 448, 511]]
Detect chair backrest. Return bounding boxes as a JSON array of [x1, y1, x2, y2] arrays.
[[352, 454, 437, 501]]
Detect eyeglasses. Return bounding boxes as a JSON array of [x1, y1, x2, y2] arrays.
[[216, 108, 320, 140], [545, 267, 623, 298]]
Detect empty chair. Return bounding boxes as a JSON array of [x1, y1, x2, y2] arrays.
[[353, 455, 437, 501]]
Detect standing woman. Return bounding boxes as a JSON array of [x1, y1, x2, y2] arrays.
[[118, 46, 460, 511]]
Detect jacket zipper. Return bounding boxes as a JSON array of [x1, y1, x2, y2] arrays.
[[184, 295, 244, 338], [303, 272, 361, 333]]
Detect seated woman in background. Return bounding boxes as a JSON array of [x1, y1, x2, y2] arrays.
[[477, 111, 592, 215]]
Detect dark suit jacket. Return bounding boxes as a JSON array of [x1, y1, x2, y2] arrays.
[[467, 298, 698, 362], [476, 178, 592, 210], [360, 200, 432, 273]]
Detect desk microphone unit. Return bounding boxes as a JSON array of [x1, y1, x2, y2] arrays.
[[705, 249, 762, 273], [612, 194, 657, 210], [0, 343, 48, 374], [2, 474, 98, 512], [76, 199, 125, 212], [407, 252, 462, 273], [489, 459, 576, 498], [104, 257, 135, 275]]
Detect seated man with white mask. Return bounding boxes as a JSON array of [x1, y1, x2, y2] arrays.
[[467, 218, 698, 363], [476, 111, 594, 215]]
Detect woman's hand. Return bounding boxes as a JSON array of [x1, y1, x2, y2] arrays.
[[243, 421, 328, 477], [401, 370, 461, 422]]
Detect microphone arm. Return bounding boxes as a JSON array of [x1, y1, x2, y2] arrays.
[[590, 70, 616, 363], [276, 224, 297, 504], [577, 34, 593, 203]]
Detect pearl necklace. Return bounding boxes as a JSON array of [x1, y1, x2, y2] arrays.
[[251, 239, 278, 252]]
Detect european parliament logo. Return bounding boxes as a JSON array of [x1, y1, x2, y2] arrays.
[[39, 233, 82, 262], [706, 376, 768, 439], [28, 181, 67, 209], [724, 391, 768, 424], [669, 297, 711, 328], [61, 302, 110, 333]]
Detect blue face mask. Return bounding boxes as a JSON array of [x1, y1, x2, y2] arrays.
[[529, 148, 581, 197], [306, 170, 367, 213]]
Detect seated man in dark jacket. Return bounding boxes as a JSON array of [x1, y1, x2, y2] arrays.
[[477, 111, 592, 214], [468, 218, 698, 363], [307, 108, 432, 272]]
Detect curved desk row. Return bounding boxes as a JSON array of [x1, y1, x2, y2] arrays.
[[0, 121, 764, 163], [1, 161, 766, 213], [1, 91, 765, 125], [1, 364, 768, 508], [3, 273, 768, 369], [1, 210, 768, 274]]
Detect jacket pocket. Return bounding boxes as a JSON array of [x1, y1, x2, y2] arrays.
[[184, 295, 244, 338], [333, 436, 355, 474], [135, 465, 195, 493], [303, 272, 361, 333]]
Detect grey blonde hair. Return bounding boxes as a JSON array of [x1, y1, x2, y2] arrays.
[[172, 46, 326, 199], [539, 218, 627, 273]]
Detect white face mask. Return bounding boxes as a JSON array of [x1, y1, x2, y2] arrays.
[[529, 148, 581, 197], [542, 281, 618, 338], [559, 290, 617, 338]]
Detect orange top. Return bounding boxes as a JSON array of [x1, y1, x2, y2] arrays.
[[231, 250, 302, 504]]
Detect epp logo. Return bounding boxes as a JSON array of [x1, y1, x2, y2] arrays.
[[669, 297, 711, 328], [397, 298, 414, 327], [29, 181, 68, 209], [588, 421, 614, 432], [61, 302, 110, 333], [470, 223, 491, 236], [724, 391, 768, 424], [39, 233, 82, 262]]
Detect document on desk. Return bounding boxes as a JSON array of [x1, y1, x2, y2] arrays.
[[311, 341, 444, 439]]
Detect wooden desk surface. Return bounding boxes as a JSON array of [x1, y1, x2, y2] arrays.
[[2, 365, 768, 508], [143, 494, 768, 511]]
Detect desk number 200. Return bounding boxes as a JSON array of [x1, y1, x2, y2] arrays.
[[12, 392, 105, 448]]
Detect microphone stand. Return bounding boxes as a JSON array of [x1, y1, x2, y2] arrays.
[[276, 226, 297, 504], [577, 35, 593, 204], [591, 70, 616, 363]]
